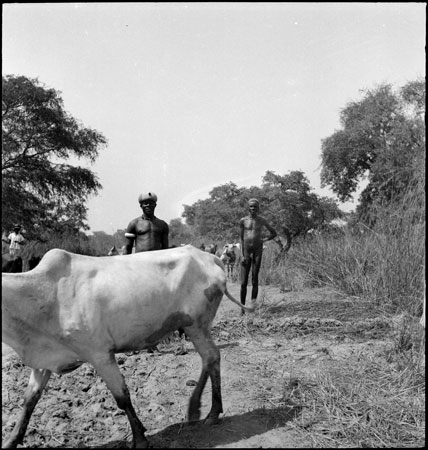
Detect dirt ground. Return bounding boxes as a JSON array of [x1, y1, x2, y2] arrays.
[[2, 282, 397, 448]]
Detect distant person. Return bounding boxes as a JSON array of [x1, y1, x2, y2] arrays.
[[3, 224, 26, 257], [123, 192, 169, 254], [199, 243, 206, 251], [239, 199, 278, 313]]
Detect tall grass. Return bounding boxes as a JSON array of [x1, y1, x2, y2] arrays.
[[259, 173, 425, 447], [262, 176, 425, 318], [289, 353, 425, 447]]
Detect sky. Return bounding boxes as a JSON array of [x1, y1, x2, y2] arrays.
[[2, 2, 425, 233]]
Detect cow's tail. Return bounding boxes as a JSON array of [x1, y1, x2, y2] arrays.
[[212, 255, 255, 312], [224, 287, 256, 313]]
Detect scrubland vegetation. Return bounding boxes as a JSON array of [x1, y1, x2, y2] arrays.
[[257, 178, 425, 447], [3, 75, 424, 447]]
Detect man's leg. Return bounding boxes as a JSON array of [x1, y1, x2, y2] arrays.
[[240, 258, 251, 306], [251, 252, 263, 301]]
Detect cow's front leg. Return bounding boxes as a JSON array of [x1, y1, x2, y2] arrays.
[[90, 353, 149, 448], [3, 368, 51, 448]]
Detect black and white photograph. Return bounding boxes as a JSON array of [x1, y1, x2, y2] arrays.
[[2, 2, 425, 448]]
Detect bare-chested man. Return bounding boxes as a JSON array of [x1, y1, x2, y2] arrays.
[[239, 198, 278, 312], [123, 192, 169, 254], [123, 192, 169, 353]]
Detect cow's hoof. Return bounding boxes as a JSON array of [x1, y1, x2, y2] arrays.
[[132, 437, 150, 448], [204, 415, 221, 425], [187, 410, 201, 423]]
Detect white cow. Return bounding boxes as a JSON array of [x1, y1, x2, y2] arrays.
[[2, 245, 254, 448]]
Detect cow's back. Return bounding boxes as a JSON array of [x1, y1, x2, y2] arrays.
[[2, 246, 227, 370]]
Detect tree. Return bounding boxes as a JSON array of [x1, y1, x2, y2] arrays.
[[182, 172, 344, 246], [320, 80, 425, 222], [168, 218, 193, 246], [261, 170, 343, 238], [182, 182, 245, 242], [88, 231, 115, 255], [2, 75, 107, 238]]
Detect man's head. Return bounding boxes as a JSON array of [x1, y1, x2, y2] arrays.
[[13, 224, 21, 232], [138, 192, 158, 218], [248, 198, 259, 215]]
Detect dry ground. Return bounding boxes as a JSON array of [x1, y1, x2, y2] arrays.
[[2, 283, 404, 448]]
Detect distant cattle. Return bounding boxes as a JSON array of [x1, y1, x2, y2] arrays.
[[107, 245, 127, 256], [27, 255, 42, 271], [3, 253, 43, 273], [205, 243, 218, 255], [107, 245, 120, 256], [2, 245, 255, 448], [2, 254, 23, 273], [219, 243, 242, 278]]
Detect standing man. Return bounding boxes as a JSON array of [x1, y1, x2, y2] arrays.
[[123, 191, 170, 353], [239, 199, 279, 313], [123, 192, 169, 254], [3, 224, 26, 257]]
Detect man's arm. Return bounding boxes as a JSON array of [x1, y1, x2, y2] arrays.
[[123, 222, 136, 255], [239, 218, 245, 249], [123, 237, 134, 254], [262, 218, 277, 242]]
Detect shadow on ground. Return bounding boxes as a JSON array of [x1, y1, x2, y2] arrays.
[[159, 341, 239, 356], [81, 404, 302, 448]]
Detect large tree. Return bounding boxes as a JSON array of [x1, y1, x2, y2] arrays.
[[182, 172, 344, 245], [168, 218, 194, 246], [2, 75, 107, 238], [182, 182, 246, 242], [320, 80, 425, 222], [261, 170, 343, 238]]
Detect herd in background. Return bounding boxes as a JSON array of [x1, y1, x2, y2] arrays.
[[1, 253, 41, 273], [2, 238, 242, 277], [107, 241, 243, 279], [4, 236, 425, 329]]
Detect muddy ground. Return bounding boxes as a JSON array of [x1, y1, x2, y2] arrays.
[[2, 283, 398, 448]]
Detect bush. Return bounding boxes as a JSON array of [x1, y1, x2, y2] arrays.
[[267, 174, 425, 318]]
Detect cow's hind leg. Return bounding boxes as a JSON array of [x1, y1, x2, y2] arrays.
[[185, 328, 223, 424], [3, 368, 51, 448], [90, 353, 148, 448]]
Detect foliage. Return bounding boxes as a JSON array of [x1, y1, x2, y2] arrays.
[[168, 218, 194, 246], [183, 182, 246, 242], [320, 80, 425, 223], [87, 231, 117, 256], [261, 170, 343, 238], [182, 173, 344, 243], [270, 164, 425, 317], [20, 231, 97, 263], [2, 75, 107, 238]]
